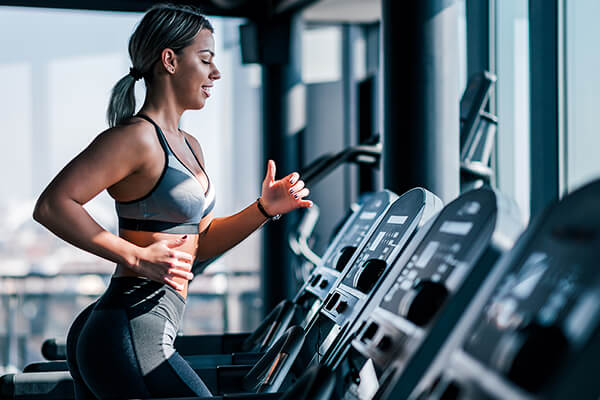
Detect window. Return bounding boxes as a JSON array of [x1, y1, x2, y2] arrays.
[[565, 0, 600, 192], [494, 0, 531, 222]]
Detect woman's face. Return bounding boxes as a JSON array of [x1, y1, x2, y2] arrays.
[[173, 28, 221, 110]]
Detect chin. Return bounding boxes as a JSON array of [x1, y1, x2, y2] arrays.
[[189, 100, 206, 110]]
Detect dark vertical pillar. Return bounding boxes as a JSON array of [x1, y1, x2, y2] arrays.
[[260, 15, 305, 313], [359, 23, 382, 194], [342, 24, 360, 206], [466, 0, 493, 79], [358, 76, 378, 194], [381, 0, 460, 202], [465, 0, 497, 186], [529, 0, 560, 216]]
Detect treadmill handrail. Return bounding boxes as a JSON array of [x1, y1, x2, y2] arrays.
[[301, 142, 382, 186]]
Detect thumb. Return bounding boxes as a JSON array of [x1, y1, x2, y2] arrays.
[[265, 160, 276, 183], [166, 235, 188, 248]]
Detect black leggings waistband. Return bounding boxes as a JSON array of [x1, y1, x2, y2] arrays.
[[96, 276, 185, 327]]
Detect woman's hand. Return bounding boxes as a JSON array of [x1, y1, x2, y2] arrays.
[[135, 235, 194, 291], [260, 160, 313, 217]]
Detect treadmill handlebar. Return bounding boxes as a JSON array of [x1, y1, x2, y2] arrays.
[[289, 205, 321, 266], [289, 135, 381, 266], [300, 140, 382, 186]]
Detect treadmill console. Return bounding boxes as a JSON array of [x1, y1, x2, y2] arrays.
[[301, 191, 397, 303], [315, 188, 442, 359]]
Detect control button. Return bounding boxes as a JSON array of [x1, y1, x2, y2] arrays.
[[336, 300, 348, 313], [310, 274, 322, 287], [319, 279, 329, 289], [399, 280, 449, 326], [325, 293, 340, 311], [407, 270, 418, 280], [334, 246, 357, 272], [400, 280, 412, 290], [493, 321, 568, 392], [377, 335, 393, 351]]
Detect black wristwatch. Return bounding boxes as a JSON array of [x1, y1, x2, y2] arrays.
[[257, 198, 281, 221]]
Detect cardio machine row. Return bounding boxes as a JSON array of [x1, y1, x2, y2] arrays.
[[2, 179, 600, 400]]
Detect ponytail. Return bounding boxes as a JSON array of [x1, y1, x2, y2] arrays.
[[106, 73, 138, 128]]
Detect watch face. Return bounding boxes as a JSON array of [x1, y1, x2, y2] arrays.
[[273, 214, 282, 221]]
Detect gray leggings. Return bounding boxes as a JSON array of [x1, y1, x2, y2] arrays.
[[66, 277, 212, 399]]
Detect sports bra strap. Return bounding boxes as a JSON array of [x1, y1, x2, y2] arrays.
[[136, 114, 170, 155]]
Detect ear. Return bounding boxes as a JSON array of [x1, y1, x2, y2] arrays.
[[160, 48, 177, 74]]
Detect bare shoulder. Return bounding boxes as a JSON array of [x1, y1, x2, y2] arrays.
[[95, 117, 159, 151], [181, 129, 206, 167]]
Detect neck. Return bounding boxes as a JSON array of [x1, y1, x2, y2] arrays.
[[139, 84, 183, 133]]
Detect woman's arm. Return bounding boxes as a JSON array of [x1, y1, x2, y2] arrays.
[[33, 122, 194, 289], [195, 160, 312, 261]]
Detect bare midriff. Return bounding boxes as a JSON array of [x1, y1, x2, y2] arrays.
[[113, 229, 200, 299]]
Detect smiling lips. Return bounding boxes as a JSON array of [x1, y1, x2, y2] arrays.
[[201, 85, 212, 97]]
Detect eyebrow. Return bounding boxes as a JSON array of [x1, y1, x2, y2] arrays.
[[199, 49, 215, 57]]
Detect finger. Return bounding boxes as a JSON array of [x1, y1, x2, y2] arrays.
[[265, 160, 276, 183], [168, 268, 194, 281], [283, 172, 300, 185], [173, 251, 193, 263], [167, 260, 193, 272], [293, 188, 310, 199], [288, 180, 305, 195], [298, 199, 313, 208], [164, 277, 184, 291], [165, 235, 188, 248]]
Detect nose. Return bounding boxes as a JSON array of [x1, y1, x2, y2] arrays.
[[210, 64, 221, 81]]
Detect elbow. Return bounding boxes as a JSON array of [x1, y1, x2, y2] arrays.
[[32, 194, 52, 226]]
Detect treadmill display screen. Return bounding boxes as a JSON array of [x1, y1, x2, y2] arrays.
[[388, 215, 408, 225], [439, 221, 473, 236], [360, 211, 378, 220]]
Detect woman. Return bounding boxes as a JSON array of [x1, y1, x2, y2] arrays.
[[32, 4, 311, 399]]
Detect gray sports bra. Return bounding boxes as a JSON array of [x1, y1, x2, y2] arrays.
[[115, 114, 215, 234]]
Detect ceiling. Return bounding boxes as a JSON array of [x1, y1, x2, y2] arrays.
[[0, 0, 381, 22]]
